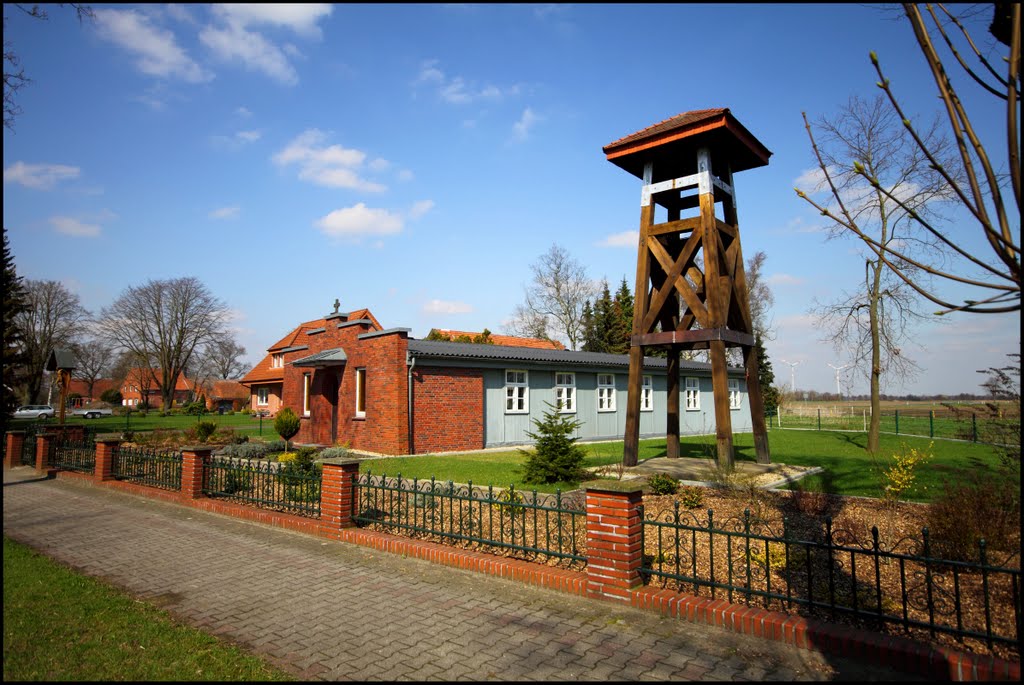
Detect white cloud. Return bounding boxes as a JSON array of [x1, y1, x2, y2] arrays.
[[408, 200, 434, 220], [211, 4, 333, 38], [236, 130, 261, 142], [209, 206, 240, 220], [94, 9, 213, 83], [511, 107, 540, 142], [315, 203, 404, 240], [414, 59, 519, 104], [423, 299, 473, 315], [273, 129, 386, 192], [397, 169, 414, 182], [236, 106, 253, 117], [793, 166, 830, 193], [50, 216, 101, 237], [766, 273, 805, 286], [368, 158, 390, 173], [596, 230, 638, 248], [164, 4, 198, 25], [4, 162, 80, 190], [200, 4, 332, 86], [200, 22, 298, 85]]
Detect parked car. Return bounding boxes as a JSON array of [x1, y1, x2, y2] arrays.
[[71, 405, 113, 419], [13, 405, 55, 419]]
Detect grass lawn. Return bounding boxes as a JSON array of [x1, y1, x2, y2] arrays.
[[360, 428, 1011, 503], [9, 412, 278, 440], [2, 536, 292, 681]]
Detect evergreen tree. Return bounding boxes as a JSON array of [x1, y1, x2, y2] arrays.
[[2, 227, 29, 415], [594, 281, 617, 353], [611, 277, 634, 354], [755, 334, 779, 414], [580, 300, 597, 352], [520, 402, 588, 484]]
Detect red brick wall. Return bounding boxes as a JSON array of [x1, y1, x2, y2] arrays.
[[411, 366, 484, 454], [280, 322, 410, 455]]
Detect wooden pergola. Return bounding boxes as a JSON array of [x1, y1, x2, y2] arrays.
[[603, 108, 772, 470]]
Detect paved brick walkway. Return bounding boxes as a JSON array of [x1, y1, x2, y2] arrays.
[[3, 467, 923, 681]]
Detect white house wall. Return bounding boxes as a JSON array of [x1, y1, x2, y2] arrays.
[[482, 367, 751, 448]]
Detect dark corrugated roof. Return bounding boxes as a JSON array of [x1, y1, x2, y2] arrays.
[[407, 339, 715, 371], [291, 348, 348, 368]]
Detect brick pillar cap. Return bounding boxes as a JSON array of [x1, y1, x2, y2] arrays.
[[96, 433, 123, 442], [322, 458, 361, 467], [583, 479, 646, 494], [5, 430, 27, 435], [36, 432, 58, 438], [180, 445, 215, 454]]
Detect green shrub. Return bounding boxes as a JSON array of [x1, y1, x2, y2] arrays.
[[279, 446, 322, 503], [274, 408, 300, 450], [519, 402, 587, 485], [195, 420, 217, 443], [319, 446, 350, 461], [182, 401, 206, 416], [100, 388, 123, 405], [678, 485, 705, 509], [925, 471, 1020, 562], [647, 473, 680, 496]]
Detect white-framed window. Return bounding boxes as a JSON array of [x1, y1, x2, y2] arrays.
[[271, 353, 284, 368], [685, 377, 701, 411], [597, 374, 616, 412], [554, 372, 575, 413], [641, 375, 653, 412], [505, 370, 528, 413], [257, 387, 269, 406], [355, 368, 367, 417], [728, 378, 742, 410], [302, 373, 312, 416]]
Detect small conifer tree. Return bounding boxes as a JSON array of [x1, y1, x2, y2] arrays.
[[274, 407, 300, 451], [520, 402, 587, 484]]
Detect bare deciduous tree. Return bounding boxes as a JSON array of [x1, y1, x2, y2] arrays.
[[4, 4, 93, 130], [506, 244, 597, 351], [745, 250, 775, 343], [13, 279, 88, 403], [813, 3, 1020, 314], [70, 337, 113, 402], [797, 95, 959, 453], [98, 277, 230, 410], [201, 338, 249, 380]]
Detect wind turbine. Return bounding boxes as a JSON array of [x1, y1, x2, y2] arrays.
[[779, 359, 801, 392], [827, 363, 851, 398]]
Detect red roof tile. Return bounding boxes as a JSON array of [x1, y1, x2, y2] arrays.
[[430, 329, 565, 350]]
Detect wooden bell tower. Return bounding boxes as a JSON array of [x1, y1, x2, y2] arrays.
[[603, 108, 772, 470]]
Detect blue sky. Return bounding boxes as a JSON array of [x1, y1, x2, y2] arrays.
[[3, 3, 1019, 396]]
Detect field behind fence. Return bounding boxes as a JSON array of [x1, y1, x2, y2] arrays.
[[772, 401, 1019, 444]]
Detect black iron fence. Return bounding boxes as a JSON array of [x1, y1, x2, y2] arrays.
[[112, 446, 182, 491], [354, 473, 587, 570], [202, 457, 321, 518], [51, 438, 96, 474], [641, 503, 1021, 657]]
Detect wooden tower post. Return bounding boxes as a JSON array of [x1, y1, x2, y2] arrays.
[[604, 109, 772, 471]]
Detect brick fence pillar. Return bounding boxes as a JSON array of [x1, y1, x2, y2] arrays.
[[181, 446, 212, 499], [4, 431, 25, 469], [35, 433, 55, 472], [94, 438, 122, 482], [320, 459, 361, 534], [584, 481, 646, 602]]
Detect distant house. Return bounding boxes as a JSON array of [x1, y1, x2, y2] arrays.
[[200, 379, 249, 412], [66, 378, 117, 407], [120, 368, 195, 409], [240, 304, 751, 455]]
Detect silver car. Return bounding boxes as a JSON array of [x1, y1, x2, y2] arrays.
[[13, 405, 55, 419]]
